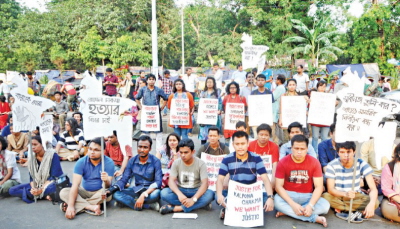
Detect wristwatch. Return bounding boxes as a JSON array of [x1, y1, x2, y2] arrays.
[[267, 195, 274, 200], [192, 197, 198, 202]]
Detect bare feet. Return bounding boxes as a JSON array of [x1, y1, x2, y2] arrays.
[[275, 212, 286, 218], [334, 208, 341, 213], [316, 216, 328, 227], [46, 195, 52, 201], [85, 205, 102, 215]]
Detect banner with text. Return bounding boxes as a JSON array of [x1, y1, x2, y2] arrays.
[[248, 95, 273, 126], [197, 98, 219, 125], [141, 105, 161, 132], [256, 155, 272, 182], [170, 98, 190, 125], [308, 92, 336, 126], [281, 96, 307, 128], [224, 103, 245, 130], [39, 115, 53, 150], [201, 153, 226, 191]]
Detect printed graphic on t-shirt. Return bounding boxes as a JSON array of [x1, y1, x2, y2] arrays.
[[180, 171, 195, 187], [289, 170, 309, 184]]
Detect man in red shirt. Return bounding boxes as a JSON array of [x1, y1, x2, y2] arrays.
[[105, 131, 132, 179], [248, 123, 279, 187], [103, 68, 118, 96], [274, 134, 329, 227]]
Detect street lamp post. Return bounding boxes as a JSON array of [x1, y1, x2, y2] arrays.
[[151, 0, 158, 77], [181, 6, 185, 75]]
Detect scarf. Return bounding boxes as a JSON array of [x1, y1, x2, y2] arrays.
[[394, 162, 400, 194], [28, 143, 54, 199], [0, 151, 7, 179]]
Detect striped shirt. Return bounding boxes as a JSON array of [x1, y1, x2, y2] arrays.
[[325, 158, 372, 192], [58, 129, 85, 150], [219, 151, 267, 185]]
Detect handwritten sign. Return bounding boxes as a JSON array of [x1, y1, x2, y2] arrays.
[[170, 98, 190, 125], [39, 115, 53, 150], [224, 180, 264, 227], [117, 116, 133, 156], [248, 95, 273, 126], [201, 153, 226, 191], [240, 33, 269, 70], [374, 122, 397, 170], [224, 103, 245, 130], [281, 96, 307, 128], [335, 92, 400, 142], [197, 98, 218, 125], [308, 92, 336, 126], [256, 155, 272, 182], [140, 105, 161, 132]]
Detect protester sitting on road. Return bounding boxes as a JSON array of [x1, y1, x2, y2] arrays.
[[107, 135, 162, 211], [50, 91, 69, 130], [248, 123, 280, 187], [104, 131, 132, 179], [60, 137, 114, 219], [228, 121, 249, 152], [381, 143, 400, 223], [7, 124, 28, 163], [0, 136, 21, 197], [197, 126, 229, 158], [275, 134, 329, 227], [318, 123, 338, 173], [279, 122, 316, 160], [0, 95, 11, 130], [55, 118, 85, 161], [322, 141, 379, 221], [160, 139, 214, 214], [156, 132, 181, 174], [72, 111, 83, 131], [9, 136, 63, 203], [1, 114, 12, 137]]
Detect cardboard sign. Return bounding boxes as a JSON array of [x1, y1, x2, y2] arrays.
[[224, 103, 245, 130], [197, 98, 218, 125], [140, 105, 161, 132], [281, 96, 307, 128], [201, 153, 226, 191], [224, 180, 264, 227], [307, 92, 336, 126], [256, 155, 272, 182], [373, 122, 397, 170], [170, 98, 190, 125], [248, 95, 273, 126], [39, 115, 53, 150]]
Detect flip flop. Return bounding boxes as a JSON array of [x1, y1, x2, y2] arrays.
[[60, 202, 68, 212], [159, 205, 174, 215], [335, 212, 364, 223], [85, 209, 104, 216]]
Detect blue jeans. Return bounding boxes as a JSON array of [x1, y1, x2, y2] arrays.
[[161, 187, 214, 213], [311, 126, 330, 154], [9, 182, 56, 204], [274, 191, 330, 223], [174, 128, 189, 140], [188, 114, 196, 134], [113, 188, 160, 210]]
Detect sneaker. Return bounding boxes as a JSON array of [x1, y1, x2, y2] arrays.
[[203, 203, 212, 211], [149, 202, 160, 211]]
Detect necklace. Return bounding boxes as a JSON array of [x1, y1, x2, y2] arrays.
[[232, 152, 256, 180]]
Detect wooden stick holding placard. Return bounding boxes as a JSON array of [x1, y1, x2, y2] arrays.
[[101, 137, 107, 218], [28, 131, 37, 203], [347, 142, 361, 223]]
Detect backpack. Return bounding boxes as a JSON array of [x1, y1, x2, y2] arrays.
[[51, 174, 71, 205]]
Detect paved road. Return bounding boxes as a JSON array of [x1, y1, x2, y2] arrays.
[[1, 133, 399, 229]]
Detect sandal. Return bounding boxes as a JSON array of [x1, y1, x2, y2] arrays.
[[220, 208, 225, 220], [85, 209, 104, 216], [335, 211, 364, 223], [60, 202, 68, 212], [159, 205, 175, 215]]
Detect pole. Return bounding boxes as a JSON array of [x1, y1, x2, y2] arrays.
[[347, 142, 361, 223], [101, 137, 106, 218], [181, 6, 185, 75], [151, 0, 158, 77], [28, 132, 37, 203]]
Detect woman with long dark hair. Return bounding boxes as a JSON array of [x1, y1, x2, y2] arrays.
[[55, 118, 86, 161], [156, 133, 181, 174]]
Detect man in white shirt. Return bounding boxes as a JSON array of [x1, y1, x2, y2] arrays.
[[182, 68, 198, 97], [231, 63, 247, 87], [0, 80, 10, 102], [293, 65, 309, 95], [213, 63, 224, 90]]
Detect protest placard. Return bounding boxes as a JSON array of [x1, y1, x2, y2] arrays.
[[201, 153, 226, 191], [224, 180, 264, 227], [141, 105, 161, 132], [256, 155, 272, 182], [281, 96, 307, 128], [39, 115, 53, 150], [373, 122, 397, 170], [170, 98, 190, 125], [224, 103, 245, 130], [307, 92, 336, 126], [248, 95, 273, 126], [117, 116, 133, 156], [197, 98, 219, 125]]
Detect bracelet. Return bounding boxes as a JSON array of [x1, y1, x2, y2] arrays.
[[308, 203, 315, 211]]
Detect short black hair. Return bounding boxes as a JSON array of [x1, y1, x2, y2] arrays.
[[257, 123, 272, 135], [298, 65, 304, 69], [26, 71, 33, 75], [232, 131, 249, 142], [237, 63, 242, 69], [291, 134, 308, 147], [288, 122, 303, 134], [226, 81, 240, 95], [336, 141, 356, 152], [54, 91, 62, 96], [330, 123, 336, 133], [0, 95, 5, 103], [140, 78, 147, 85], [7, 114, 12, 123], [106, 68, 113, 72], [72, 111, 83, 119], [252, 68, 257, 73], [177, 138, 195, 151], [236, 121, 247, 129], [208, 126, 220, 135], [256, 74, 266, 80], [277, 74, 286, 84], [147, 74, 156, 81], [213, 63, 219, 67], [0, 136, 7, 150], [287, 78, 297, 85], [89, 137, 106, 150], [112, 130, 117, 137], [139, 70, 145, 74], [186, 67, 192, 72], [164, 70, 170, 75], [138, 135, 152, 148], [317, 80, 327, 88]]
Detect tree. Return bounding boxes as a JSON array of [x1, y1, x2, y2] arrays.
[[50, 43, 69, 73], [109, 34, 152, 68], [283, 18, 343, 68], [78, 27, 109, 71], [14, 42, 42, 71]]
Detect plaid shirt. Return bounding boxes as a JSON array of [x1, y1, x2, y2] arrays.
[[161, 77, 172, 95]]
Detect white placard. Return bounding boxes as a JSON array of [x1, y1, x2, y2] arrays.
[[248, 95, 273, 126], [256, 155, 272, 182], [281, 96, 307, 128], [308, 92, 336, 126], [240, 33, 269, 70], [224, 180, 264, 227], [140, 105, 161, 132], [197, 98, 218, 125], [224, 103, 245, 130], [117, 116, 133, 156], [39, 115, 53, 150], [170, 98, 190, 125], [374, 122, 397, 170], [201, 153, 226, 191]]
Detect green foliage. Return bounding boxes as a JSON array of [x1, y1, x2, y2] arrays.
[[109, 34, 152, 68], [39, 75, 49, 84], [50, 43, 69, 70], [14, 42, 42, 71]]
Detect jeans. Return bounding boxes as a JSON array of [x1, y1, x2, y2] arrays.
[[188, 114, 196, 134], [9, 182, 57, 203], [161, 187, 214, 213], [274, 191, 330, 223], [174, 128, 189, 140], [113, 188, 160, 210], [311, 126, 330, 154]]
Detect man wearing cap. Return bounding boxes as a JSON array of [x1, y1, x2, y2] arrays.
[[103, 68, 118, 96]]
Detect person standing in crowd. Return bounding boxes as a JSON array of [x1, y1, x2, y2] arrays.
[[0, 95, 11, 130], [309, 74, 318, 91], [318, 123, 338, 173], [0, 80, 10, 102], [103, 68, 118, 96], [9, 136, 63, 203], [198, 77, 222, 144], [197, 126, 229, 157], [135, 74, 168, 151], [125, 72, 136, 100], [181, 68, 198, 137], [240, 72, 255, 135], [118, 72, 134, 98], [261, 62, 273, 90], [55, 118, 85, 161], [231, 63, 247, 87], [250, 74, 274, 139], [222, 81, 247, 146], [160, 70, 173, 116], [60, 137, 114, 219], [0, 136, 21, 197], [51, 91, 68, 130], [279, 122, 317, 159], [293, 65, 309, 95], [160, 139, 214, 214], [156, 133, 181, 175], [104, 131, 132, 179], [167, 79, 194, 140], [1, 114, 12, 137], [272, 74, 286, 145], [26, 72, 41, 95], [212, 63, 224, 90], [60, 78, 77, 111], [274, 134, 329, 227], [135, 70, 146, 92]]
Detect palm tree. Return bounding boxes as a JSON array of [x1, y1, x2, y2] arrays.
[[283, 18, 343, 68]]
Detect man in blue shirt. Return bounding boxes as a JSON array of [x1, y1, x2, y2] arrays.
[[261, 62, 273, 90], [231, 63, 247, 87], [279, 122, 317, 159], [318, 123, 338, 173], [60, 137, 114, 219], [216, 131, 274, 219], [107, 135, 162, 211]]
